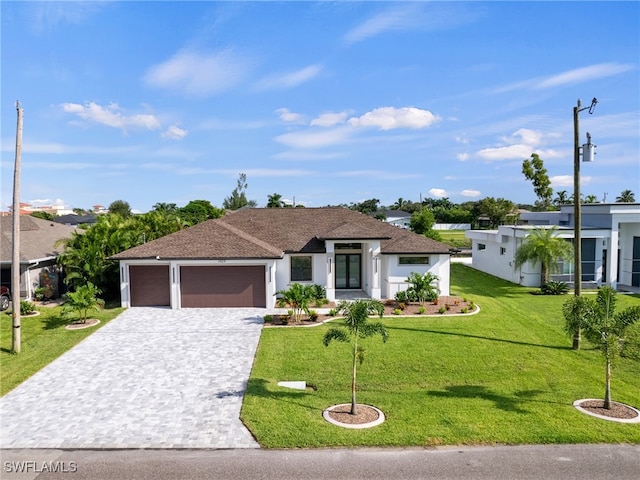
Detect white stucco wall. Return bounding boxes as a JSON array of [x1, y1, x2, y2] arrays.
[[381, 253, 450, 299]]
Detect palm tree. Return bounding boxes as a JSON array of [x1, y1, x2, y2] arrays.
[[583, 194, 599, 204], [554, 190, 570, 206], [61, 283, 105, 324], [275, 283, 314, 323], [391, 197, 408, 210], [616, 189, 635, 203], [579, 287, 640, 409], [562, 295, 594, 350], [514, 227, 574, 285], [267, 193, 284, 208], [323, 299, 388, 415]]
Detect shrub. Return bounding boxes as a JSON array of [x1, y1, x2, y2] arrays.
[[61, 283, 105, 323], [461, 307, 468, 314], [395, 290, 409, 303], [328, 308, 338, 317], [398, 302, 406, 311], [417, 306, 426, 315], [20, 300, 37, 315], [33, 287, 46, 301], [308, 310, 319, 322], [406, 272, 440, 306], [393, 308, 402, 315], [438, 306, 446, 314], [541, 280, 570, 295], [263, 314, 273, 323], [314, 297, 329, 307]]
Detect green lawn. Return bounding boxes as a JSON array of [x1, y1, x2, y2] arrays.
[[437, 229, 471, 249], [241, 264, 640, 448], [0, 303, 124, 396]]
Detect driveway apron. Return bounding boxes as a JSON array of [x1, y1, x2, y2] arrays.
[[0, 308, 264, 449]]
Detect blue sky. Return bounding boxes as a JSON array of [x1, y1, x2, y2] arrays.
[[1, 1, 638, 213]]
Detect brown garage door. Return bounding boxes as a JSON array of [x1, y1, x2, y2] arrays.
[[180, 266, 266, 308], [130, 265, 170, 307]]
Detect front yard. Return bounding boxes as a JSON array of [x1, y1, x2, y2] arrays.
[[241, 264, 640, 448]]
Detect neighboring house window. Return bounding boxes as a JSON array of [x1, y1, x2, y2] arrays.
[[399, 256, 430, 265], [500, 247, 507, 255], [291, 256, 312, 282], [478, 243, 486, 250]]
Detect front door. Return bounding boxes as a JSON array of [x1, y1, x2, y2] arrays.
[[335, 254, 361, 289]]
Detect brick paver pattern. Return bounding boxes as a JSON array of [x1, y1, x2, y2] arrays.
[[0, 308, 265, 449]]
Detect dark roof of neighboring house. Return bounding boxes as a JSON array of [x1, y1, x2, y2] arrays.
[[0, 215, 78, 263], [53, 214, 97, 226], [375, 209, 411, 218], [112, 207, 451, 260]]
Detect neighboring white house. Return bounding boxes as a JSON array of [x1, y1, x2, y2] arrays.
[[465, 203, 640, 290], [113, 208, 452, 309], [376, 210, 412, 229]]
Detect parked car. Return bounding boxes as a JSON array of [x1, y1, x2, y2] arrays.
[[0, 286, 10, 311]]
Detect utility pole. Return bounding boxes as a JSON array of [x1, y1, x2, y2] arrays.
[[572, 97, 597, 350], [11, 101, 23, 354]]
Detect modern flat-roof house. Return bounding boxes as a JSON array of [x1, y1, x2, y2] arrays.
[[0, 215, 77, 299], [465, 203, 640, 290], [112, 207, 453, 309]]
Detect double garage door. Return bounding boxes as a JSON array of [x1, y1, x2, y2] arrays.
[[129, 265, 266, 308]]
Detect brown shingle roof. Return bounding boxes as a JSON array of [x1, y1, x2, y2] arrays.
[[0, 215, 78, 263], [112, 207, 451, 260]]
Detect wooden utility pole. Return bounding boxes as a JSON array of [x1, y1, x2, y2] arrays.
[[11, 101, 23, 354]]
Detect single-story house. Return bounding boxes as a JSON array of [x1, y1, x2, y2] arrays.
[[465, 203, 640, 290], [0, 215, 77, 299], [375, 210, 412, 229], [112, 207, 453, 309]]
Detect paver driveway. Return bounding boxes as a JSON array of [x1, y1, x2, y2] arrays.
[[0, 307, 264, 449]]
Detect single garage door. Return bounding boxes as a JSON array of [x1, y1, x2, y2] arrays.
[[180, 266, 266, 308], [130, 265, 170, 307]]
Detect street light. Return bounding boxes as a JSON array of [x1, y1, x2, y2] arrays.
[[573, 97, 597, 299]]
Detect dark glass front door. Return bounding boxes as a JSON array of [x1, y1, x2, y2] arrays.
[[335, 254, 361, 289]]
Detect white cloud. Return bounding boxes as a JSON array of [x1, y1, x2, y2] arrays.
[[162, 125, 188, 140], [461, 189, 481, 198], [457, 153, 469, 162], [501, 128, 542, 146], [348, 107, 440, 130], [477, 128, 563, 161], [144, 49, 251, 96], [28, 198, 67, 207], [276, 108, 306, 124], [255, 64, 322, 90], [551, 175, 594, 187], [476, 144, 535, 161], [310, 112, 348, 127], [275, 127, 352, 149], [61, 102, 161, 132], [428, 188, 448, 198]]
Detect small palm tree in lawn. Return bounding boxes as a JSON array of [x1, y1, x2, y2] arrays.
[[323, 299, 388, 415], [62, 283, 105, 324], [579, 287, 640, 409], [406, 272, 440, 306], [514, 226, 573, 286], [562, 295, 595, 350]]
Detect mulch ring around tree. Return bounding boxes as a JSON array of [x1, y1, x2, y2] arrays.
[[573, 399, 640, 423], [65, 319, 101, 330], [265, 296, 477, 327], [323, 403, 386, 429]]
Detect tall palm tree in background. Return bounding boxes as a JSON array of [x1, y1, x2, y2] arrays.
[[553, 190, 570, 206], [267, 193, 284, 208], [584, 194, 599, 204], [391, 197, 409, 210], [615, 190, 635, 203], [515, 226, 574, 285]]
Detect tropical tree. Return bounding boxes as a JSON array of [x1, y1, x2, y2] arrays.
[[579, 287, 640, 409], [323, 299, 388, 415], [223, 173, 258, 210], [152, 202, 178, 213], [391, 197, 409, 210], [554, 190, 570, 207], [267, 193, 284, 208], [61, 283, 105, 324], [406, 272, 440, 305], [178, 200, 224, 225], [522, 153, 553, 211], [514, 226, 574, 285], [349, 198, 380, 215], [108, 200, 132, 217], [584, 194, 599, 204], [562, 295, 595, 350], [616, 190, 635, 203], [477, 197, 517, 228], [275, 283, 315, 323]]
